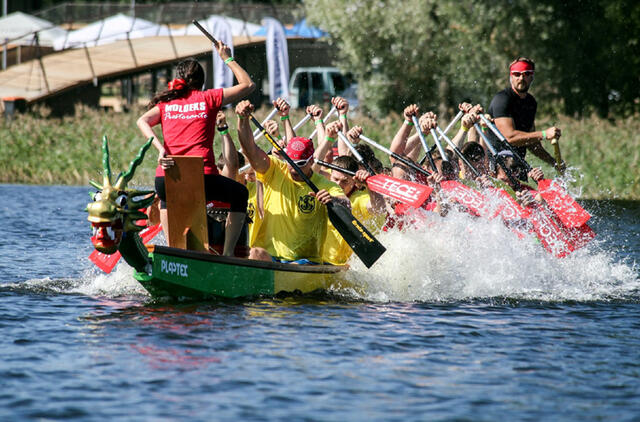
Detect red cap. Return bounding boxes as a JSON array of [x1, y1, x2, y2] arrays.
[[285, 137, 314, 161]]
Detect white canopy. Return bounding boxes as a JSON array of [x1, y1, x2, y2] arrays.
[[0, 11, 67, 47], [181, 15, 261, 38], [53, 13, 170, 50]]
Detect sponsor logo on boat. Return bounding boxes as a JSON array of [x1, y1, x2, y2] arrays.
[[160, 259, 188, 277]]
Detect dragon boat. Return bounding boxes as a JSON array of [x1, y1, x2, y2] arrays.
[[86, 137, 348, 300]]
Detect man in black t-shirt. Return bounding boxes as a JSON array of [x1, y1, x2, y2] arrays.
[[488, 57, 559, 168]]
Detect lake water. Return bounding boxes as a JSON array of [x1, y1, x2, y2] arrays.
[[1, 184, 639, 421]]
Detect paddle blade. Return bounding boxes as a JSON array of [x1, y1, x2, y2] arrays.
[[537, 179, 590, 228], [366, 174, 433, 208], [326, 202, 386, 268], [440, 180, 491, 217]]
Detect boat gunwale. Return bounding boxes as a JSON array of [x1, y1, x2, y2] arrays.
[[151, 245, 347, 274]]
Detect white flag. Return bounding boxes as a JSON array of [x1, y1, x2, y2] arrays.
[[264, 17, 289, 101], [210, 17, 234, 90]]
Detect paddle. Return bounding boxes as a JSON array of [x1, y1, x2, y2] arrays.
[[293, 113, 312, 131], [317, 162, 433, 215], [358, 134, 432, 178], [474, 123, 524, 189], [252, 108, 279, 141], [436, 126, 480, 178], [430, 128, 449, 162], [478, 114, 590, 228], [337, 131, 376, 175], [411, 115, 437, 172], [551, 138, 565, 176], [332, 134, 433, 207], [418, 111, 462, 166], [309, 106, 337, 139], [251, 116, 386, 268]]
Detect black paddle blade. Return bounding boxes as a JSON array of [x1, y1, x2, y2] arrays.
[[326, 202, 386, 268]]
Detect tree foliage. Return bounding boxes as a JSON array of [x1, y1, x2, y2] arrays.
[[305, 0, 640, 118]]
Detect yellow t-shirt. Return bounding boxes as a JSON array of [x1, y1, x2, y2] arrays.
[[323, 189, 377, 265], [246, 181, 264, 248], [255, 156, 344, 262]]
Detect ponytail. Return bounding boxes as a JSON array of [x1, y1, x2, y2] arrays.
[[148, 58, 206, 109]]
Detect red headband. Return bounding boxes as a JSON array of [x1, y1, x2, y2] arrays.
[[167, 78, 186, 91], [510, 61, 534, 73]]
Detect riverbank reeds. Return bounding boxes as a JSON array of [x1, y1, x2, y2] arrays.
[[1, 105, 638, 199]]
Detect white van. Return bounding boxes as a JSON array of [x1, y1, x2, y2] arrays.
[[288, 67, 356, 109]]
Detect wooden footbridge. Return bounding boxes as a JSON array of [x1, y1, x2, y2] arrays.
[[0, 34, 265, 104]]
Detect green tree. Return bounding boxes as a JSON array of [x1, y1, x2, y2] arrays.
[[305, 0, 639, 117]]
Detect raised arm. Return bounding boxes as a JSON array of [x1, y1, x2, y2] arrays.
[[449, 112, 479, 150], [218, 42, 256, 106], [390, 104, 419, 158], [236, 101, 270, 174], [216, 111, 239, 180], [273, 97, 295, 142], [333, 96, 350, 146]]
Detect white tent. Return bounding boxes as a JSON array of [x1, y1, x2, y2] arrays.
[[53, 13, 170, 50], [181, 15, 261, 38], [0, 11, 67, 47]]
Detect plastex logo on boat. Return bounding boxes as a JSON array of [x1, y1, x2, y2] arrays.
[[160, 259, 188, 277]]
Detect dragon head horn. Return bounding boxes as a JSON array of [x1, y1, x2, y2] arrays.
[[115, 137, 154, 190], [102, 135, 112, 189]]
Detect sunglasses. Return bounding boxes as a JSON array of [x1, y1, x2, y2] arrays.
[[293, 157, 312, 167], [510, 71, 534, 77]]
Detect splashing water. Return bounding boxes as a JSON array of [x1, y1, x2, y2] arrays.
[[344, 208, 639, 303]]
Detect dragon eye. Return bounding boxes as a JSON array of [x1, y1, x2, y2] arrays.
[[94, 192, 102, 201], [115, 194, 128, 207]]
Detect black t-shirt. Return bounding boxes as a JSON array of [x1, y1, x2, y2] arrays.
[[488, 87, 537, 158]]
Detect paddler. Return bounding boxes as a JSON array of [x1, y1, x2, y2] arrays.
[[136, 48, 254, 256], [235, 100, 348, 265], [488, 57, 562, 170], [313, 124, 385, 265]]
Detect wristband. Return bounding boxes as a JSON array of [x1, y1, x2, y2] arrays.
[[219, 129, 229, 135], [541, 130, 547, 140], [280, 115, 289, 121], [404, 120, 413, 126], [315, 119, 324, 126], [462, 126, 469, 132], [217, 125, 229, 133], [224, 57, 234, 64], [325, 136, 336, 143]]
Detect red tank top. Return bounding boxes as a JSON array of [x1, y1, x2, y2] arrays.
[[156, 88, 223, 177]]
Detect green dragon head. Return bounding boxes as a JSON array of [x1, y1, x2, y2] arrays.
[[87, 136, 155, 254]]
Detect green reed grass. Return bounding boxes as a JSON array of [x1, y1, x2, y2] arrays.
[[1, 105, 638, 199]]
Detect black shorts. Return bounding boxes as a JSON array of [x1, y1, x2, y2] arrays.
[[155, 174, 248, 213]]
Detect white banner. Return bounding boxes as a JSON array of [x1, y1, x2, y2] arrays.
[[210, 17, 234, 90], [264, 17, 289, 101]]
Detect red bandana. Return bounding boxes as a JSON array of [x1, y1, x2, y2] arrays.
[[167, 78, 186, 91], [509, 61, 534, 73]]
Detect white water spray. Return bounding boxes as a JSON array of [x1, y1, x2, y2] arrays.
[[343, 207, 639, 303]]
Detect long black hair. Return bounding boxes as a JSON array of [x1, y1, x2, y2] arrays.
[[148, 59, 205, 108]]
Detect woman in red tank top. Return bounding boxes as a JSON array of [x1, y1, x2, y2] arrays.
[[137, 41, 255, 256]]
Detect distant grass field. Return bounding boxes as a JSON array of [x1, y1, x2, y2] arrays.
[[1, 105, 638, 199]]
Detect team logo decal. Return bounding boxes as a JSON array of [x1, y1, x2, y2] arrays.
[[297, 194, 316, 213], [247, 203, 255, 220]]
